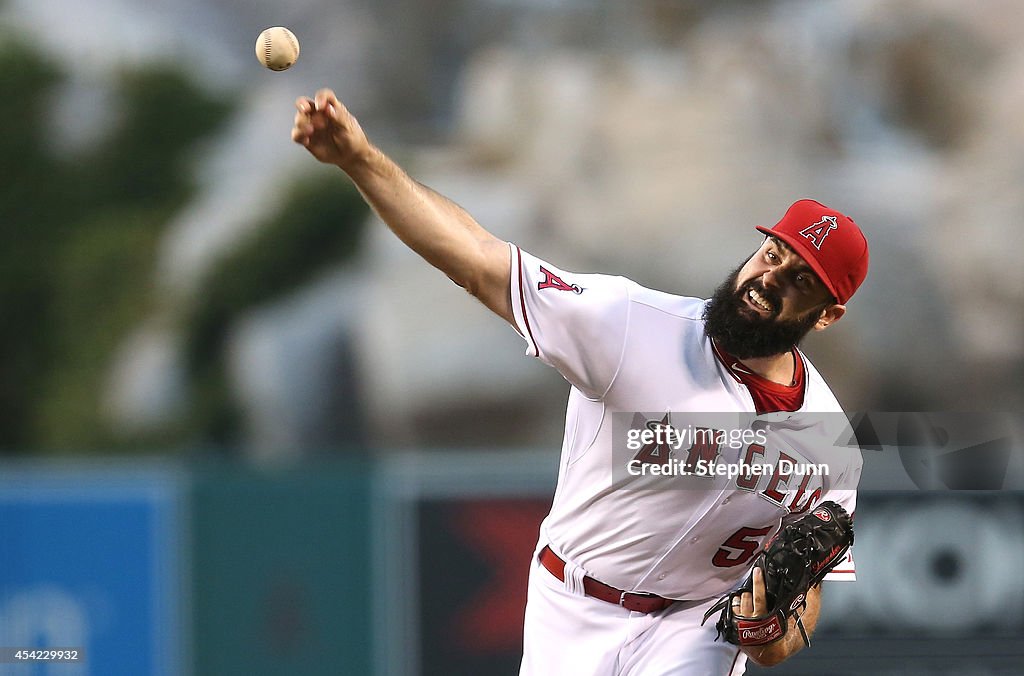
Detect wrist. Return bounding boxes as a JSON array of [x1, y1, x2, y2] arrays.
[[742, 641, 787, 668], [336, 143, 378, 174]]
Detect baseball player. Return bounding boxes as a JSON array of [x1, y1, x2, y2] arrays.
[[292, 89, 868, 674]]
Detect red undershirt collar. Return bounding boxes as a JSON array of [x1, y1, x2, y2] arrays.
[[711, 340, 806, 414]]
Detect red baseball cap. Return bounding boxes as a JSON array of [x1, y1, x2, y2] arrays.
[[755, 199, 869, 304]]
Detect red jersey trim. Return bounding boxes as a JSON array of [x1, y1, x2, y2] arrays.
[[727, 647, 743, 675], [516, 247, 540, 358], [711, 340, 806, 414]]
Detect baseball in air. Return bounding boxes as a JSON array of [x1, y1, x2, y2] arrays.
[[255, 27, 300, 71]]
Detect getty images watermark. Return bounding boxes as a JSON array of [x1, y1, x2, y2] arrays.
[[624, 423, 830, 479], [611, 411, 1024, 491], [626, 457, 831, 479]]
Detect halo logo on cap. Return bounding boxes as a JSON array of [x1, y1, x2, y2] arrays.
[[799, 216, 838, 251], [755, 199, 869, 304]]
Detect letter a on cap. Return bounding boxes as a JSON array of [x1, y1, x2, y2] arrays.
[[756, 200, 869, 303], [799, 216, 838, 250]]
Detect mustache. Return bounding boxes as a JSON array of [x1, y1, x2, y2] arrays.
[[703, 264, 823, 360], [736, 279, 781, 316]]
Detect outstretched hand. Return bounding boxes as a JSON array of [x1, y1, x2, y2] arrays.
[[291, 88, 372, 169]]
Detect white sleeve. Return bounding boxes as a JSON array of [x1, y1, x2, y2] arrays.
[[508, 244, 630, 399]]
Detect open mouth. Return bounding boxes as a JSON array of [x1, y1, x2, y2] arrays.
[[743, 287, 775, 315]]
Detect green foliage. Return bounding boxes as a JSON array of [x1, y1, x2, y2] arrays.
[[0, 40, 234, 451], [0, 37, 67, 448], [181, 173, 370, 446], [34, 207, 168, 448], [80, 67, 231, 209], [34, 66, 232, 451], [0, 32, 368, 453]]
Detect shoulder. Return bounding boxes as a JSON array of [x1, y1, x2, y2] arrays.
[[511, 245, 708, 325], [622, 280, 708, 321], [793, 352, 864, 470], [797, 351, 845, 413]]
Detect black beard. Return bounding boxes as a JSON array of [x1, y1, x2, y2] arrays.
[[703, 265, 824, 360]]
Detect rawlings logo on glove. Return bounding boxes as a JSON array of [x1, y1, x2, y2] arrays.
[[701, 500, 854, 648]]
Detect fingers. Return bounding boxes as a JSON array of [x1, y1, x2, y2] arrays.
[[292, 92, 337, 146], [738, 590, 752, 617], [294, 89, 350, 124], [290, 123, 310, 145], [752, 566, 767, 615], [290, 88, 368, 164], [736, 566, 765, 617], [292, 96, 314, 142], [291, 109, 313, 146], [314, 88, 341, 118]]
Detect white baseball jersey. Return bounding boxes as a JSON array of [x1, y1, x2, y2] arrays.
[[509, 244, 860, 601]]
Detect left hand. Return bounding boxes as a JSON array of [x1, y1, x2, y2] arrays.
[[738, 568, 821, 667], [736, 565, 767, 618]]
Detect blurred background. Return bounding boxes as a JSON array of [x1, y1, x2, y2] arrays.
[[1, 0, 1022, 673]]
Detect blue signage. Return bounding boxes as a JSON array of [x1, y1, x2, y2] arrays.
[[0, 465, 183, 676]]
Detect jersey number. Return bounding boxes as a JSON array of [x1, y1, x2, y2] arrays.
[[711, 526, 773, 568]]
